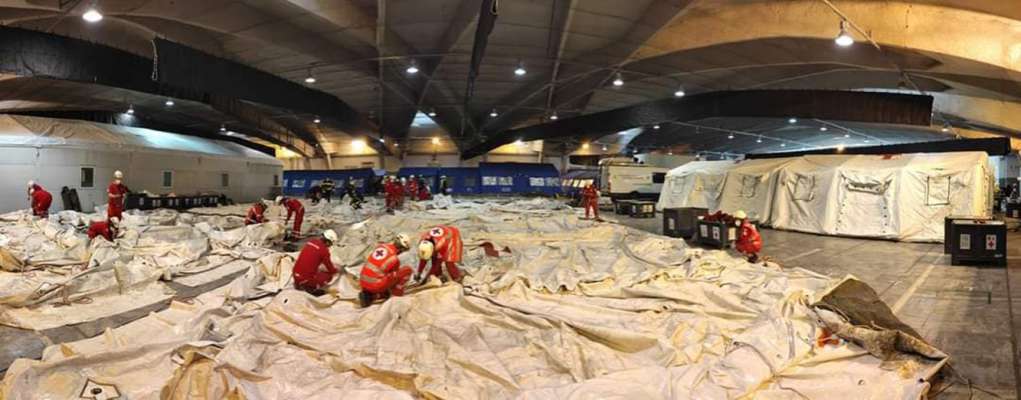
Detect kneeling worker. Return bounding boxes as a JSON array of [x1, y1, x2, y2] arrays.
[[734, 210, 762, 262], [359, 234, 413, 307], [292, 229, 340, 296], [245, 202, 267, 225], [417, 225, 464, 283], [28, 181, 52, 218], [87, 217, 120, 242]]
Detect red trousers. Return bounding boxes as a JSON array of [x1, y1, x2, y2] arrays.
[[584, 198, 599, 218], [290, 209, 304, 235], [294, 270, 335, 293], [107, 204, 123, 220], [424, 259, 462, 282], [362, 266, 413, 296]]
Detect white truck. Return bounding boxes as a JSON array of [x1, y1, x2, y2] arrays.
[[598, 157, 669, 201]]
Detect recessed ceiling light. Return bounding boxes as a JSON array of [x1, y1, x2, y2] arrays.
[[427, 109, 437, 117], [781, 143, 786, 147], [652, 125, 660, 130], [164, 99, 174, 107], [612, 73, 623, 87], [756, 137, 763, 143], [727, 134, 734, 139], [819, 126, 828, 132], [844, 133, 850, 138], [314, 117, 321, 124], [602, 145, 608, 151], [126, 105, 134, 115], [489, 109, 498, 117], [674, 88, 685, 97], [549, 112, 558, 120], [788, 117, 797, 124], [514, 61, 526, 76], [219, 124, 226, 132], [406, 60, 419, 74], [82, 8, 103, 23]]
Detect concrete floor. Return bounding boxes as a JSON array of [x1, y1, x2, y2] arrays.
[[616, 213, 1019, 400]]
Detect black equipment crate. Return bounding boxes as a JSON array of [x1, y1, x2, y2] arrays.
[[1007, 202, 1021, 218], [629, 201, 656, 218], [615, 200, 636, 215], [696, 219, 736, 249], [949, 219, 1006, 266], [944, 215, 992, 254], [663, 207, 707, 238]]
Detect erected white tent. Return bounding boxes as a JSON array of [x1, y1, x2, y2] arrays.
[[657, 160, 732, 211], [658, 152, 993, 242]]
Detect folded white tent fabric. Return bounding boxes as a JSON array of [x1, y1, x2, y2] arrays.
[[658, 151, 993, 242], [0, 200, 948, 399]]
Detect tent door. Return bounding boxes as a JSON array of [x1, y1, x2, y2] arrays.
[[835, 172, 892, 237]]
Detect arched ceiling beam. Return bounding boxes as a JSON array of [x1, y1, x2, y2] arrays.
[[461, 89, 933, 159]]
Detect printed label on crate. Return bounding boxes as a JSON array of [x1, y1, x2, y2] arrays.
[[667, 219, 675, 230], [700, 225, 708, 237], [959, 234, 971, 250], [986, 234, 997, 250], [712, 226, 720, 240]]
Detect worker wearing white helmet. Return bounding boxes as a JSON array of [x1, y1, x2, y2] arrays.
[[292, 229, 340, 296], [732, 210, 762, 263], [107, 170, 129, 220], [358, 233, 414, 307], [27, 180, 52, 218], [416, 225, 464, 283]]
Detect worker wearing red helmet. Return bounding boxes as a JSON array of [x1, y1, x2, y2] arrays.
[[416, 225, 464, 283], [292, 230, 340, 296], [107, 170, 129, 220], [275, 196, 305, 238], [734, 210, 763, 262], [581, 183, 600, 219], [245, 202, 267, 225], [358, 233, 414, 307], [87, 217, 120, 242], [27, 181, 52, 218]]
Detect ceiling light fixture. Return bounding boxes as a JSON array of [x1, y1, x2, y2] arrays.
[[781, 143, 786, 147], [941, 123, 950, 132], [549, 112, 558, 121], [819, 126, 828, 132], [835, 20, 854, 47], [514, 60, 526, 76], [379, 138, 385, 143], [653, 124, 660, 130], [515, 139, 524, 146], [219, 124, 226, 132], [612, 72, 624, 87], [126, 105, 134, 115], [406, 60, 419, 74], [431, 137, 440, 145], [756, 136, 763, 143], [489, 109, 498, 117], [314, 117, 321, 124], [844, 133, 850, 138], [788, 117, 797, 124], [602, 145, 608, 151], [837, 143, 846, 152], [674, 87, 685, 97], [304, 68, 316, 84], [582, 142, 589, 149], [82, 6, 103, 23], [427, 109, 437, 117], [727, 133, 734, 139], [164, 99, 174, 107]]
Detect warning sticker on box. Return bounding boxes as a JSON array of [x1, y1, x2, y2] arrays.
[[712, 226, 720, 240], [700, 225, 708, 238], [959, 234, 970, 250], [986, 234, 997, 250]]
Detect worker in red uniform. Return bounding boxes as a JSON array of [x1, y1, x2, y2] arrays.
[[417, 177, 431, 201], [276, 196, 305, 238], [245, 202, 267, 225], [734, 210, 763, 262], [292, 230, 340, 295], [107, 170, 129, 220], [384, 176, 399, 212], [87, 217, 119, 242], [358, 234, 413, 307], [581, 183, 600, 220], [416, 225, 464, 283], [27, 181, 52, 218], [396, 177, 407, 209], [407, 175, 419, 202]]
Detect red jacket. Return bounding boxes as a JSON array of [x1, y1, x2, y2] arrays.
[[735, 220, 762, 255], [245, 205, 266, 225], [419, 225, 463, 264], [581, 185, 598, 201], [108, 181, 128, 207], [292, 238, 336, 282], [30, 185, 52, 213], [87, 220, 116, 241], [282, 198, 303, 219]]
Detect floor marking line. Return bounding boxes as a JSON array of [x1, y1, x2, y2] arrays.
[[784, 248, 821, 262], [891, 264, 936, 314]]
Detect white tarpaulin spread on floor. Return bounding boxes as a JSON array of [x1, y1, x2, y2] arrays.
[[658, 151, 993, 242], [0, 197, 948, 399]]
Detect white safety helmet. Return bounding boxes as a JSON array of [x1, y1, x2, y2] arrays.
[[323, 229, 338, 243], [27, 180, 34, 188], [275, 196, 284, 204], [418, 240, 435, 260], [394, 233, 411, 251], [109, 217, 120, 227], [114, 170, 124, 179], [734, 210, 747, 220]]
